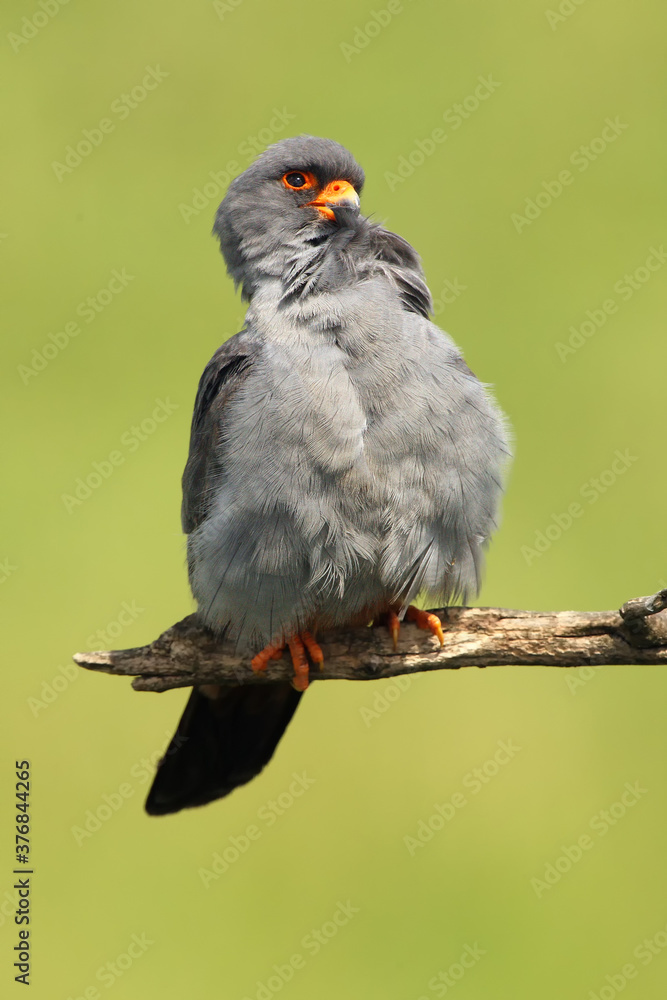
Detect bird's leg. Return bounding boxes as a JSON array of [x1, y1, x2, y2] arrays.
[[288, 632, 323, 691], [386, 610, 400, 651], [375, 606, 446, 649], [251, 641, 285, 672], [302, 631, 324, 671], [405, 605, 445, 646], [251, 632, 323, 691], [372, 608, 401, 650]]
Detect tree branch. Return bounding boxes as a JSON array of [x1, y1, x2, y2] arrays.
[[73, 590, 667, 693]]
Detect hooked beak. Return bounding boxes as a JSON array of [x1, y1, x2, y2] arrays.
[[307, 179, 360, 220]]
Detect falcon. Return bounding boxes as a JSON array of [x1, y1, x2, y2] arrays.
[[145, 136, 510, 815]]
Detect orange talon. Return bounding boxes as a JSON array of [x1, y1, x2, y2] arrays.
[[302, 631, 324, 671], [405, 605, 445, 647], [251, 641, 284, 672], [252, 631, 323, 690], [288, 635, 310, 692], [387, 609, 400, 651]]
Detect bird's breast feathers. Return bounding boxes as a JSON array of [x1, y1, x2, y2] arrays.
[[187, 276, 509, 644], [237, 276, 500, 485]]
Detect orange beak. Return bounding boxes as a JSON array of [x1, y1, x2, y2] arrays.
[[307, 179, 360, 220]]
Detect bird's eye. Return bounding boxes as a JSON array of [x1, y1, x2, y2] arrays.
[[282, 171, 316, 191]]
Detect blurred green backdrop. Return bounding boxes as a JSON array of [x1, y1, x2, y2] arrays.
[[2, 0, 667, 997]]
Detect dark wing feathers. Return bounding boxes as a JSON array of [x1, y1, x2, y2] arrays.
[[146, 330, 306, 816], [371, 227, 433, 319], [181, 333, 256, 534]]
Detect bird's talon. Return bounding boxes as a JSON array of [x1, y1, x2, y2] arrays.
[[387, 609, 400, 651], [287, 632, 325, 690], [253, 632, 323, 689], [405, 605, 445, 647], [251, 641, 285, 672], [302, 631, 324, 668]]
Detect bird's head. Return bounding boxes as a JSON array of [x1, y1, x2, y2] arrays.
[[213, 135, 365, 298]]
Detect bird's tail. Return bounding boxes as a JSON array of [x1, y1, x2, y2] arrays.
[[145, 683, 303, 815]]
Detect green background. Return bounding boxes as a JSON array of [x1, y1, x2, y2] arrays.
[[2, 0, 667, 997]]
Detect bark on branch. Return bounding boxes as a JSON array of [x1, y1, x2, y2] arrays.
[[73, 590, 667, 693]]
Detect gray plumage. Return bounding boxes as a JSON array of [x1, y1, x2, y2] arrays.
[[145, 135, 511, 813], [184, 135, 511, 652]]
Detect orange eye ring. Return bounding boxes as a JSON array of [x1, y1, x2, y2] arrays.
[[282, 170, 317, 191]]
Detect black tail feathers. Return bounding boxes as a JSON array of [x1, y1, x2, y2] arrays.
[[145, 683, 303, 815]]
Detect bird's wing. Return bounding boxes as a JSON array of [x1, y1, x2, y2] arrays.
[[151, 331, 300, 818], [181, 331, 257, 534], [371, 226, 433, 318]]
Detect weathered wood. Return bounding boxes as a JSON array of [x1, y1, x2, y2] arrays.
[[72, 591, 667, 693]]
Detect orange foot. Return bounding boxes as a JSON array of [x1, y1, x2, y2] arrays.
[[381, 606, 445, 649], [251, 632, 323, 692], [405, 605, 445, 646]]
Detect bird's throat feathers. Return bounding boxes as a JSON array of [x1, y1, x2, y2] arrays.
[[228, 213, 433, 319]]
